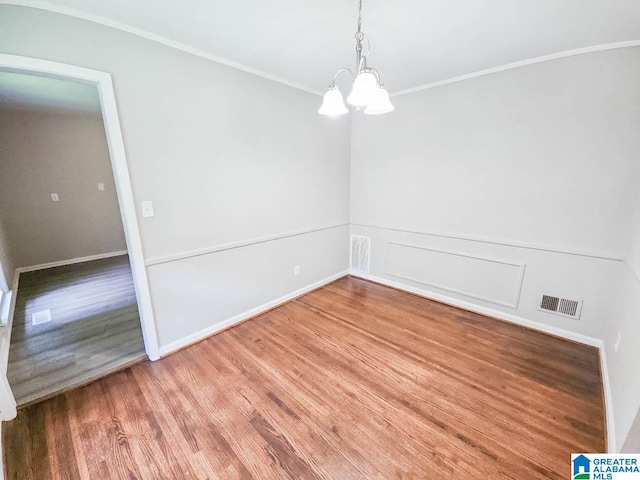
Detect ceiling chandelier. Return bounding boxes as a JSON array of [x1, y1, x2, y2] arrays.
[[318, 0, 394, 116]]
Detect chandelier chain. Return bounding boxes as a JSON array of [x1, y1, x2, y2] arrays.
[[356, 0, 364, 42]]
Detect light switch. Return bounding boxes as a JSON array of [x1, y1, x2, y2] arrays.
[[98, 183, 105, 191], [141, 201, 155, 218], [51, 193, 59, 202]]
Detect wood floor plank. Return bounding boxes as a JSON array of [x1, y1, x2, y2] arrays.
[[68, 381, 120, 480], [196, 336, 382, 479], [229, 314, 501, 478], [194, 338, 372, 478], [260, 306, 550, 476], [3, 276, 606, 479]]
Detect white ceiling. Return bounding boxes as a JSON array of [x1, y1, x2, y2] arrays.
[[6, 0, 640, 94], [0, 71, 101, 114]]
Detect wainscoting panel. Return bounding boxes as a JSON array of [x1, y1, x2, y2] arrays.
[[385, 242, 525, 308]]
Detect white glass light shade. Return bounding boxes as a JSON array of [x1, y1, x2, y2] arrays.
[[347, 71, 378, 106], [318, 86, 348, 115], [364, 85, 395, 115]]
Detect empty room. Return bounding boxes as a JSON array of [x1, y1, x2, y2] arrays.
[[0, 1, 639, 479]]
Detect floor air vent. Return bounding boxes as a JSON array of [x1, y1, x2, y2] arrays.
[[350, 235, 371, 273], [32, 309, 52, 326], [537, 294, 582, 319]]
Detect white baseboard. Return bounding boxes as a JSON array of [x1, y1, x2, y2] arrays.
[[158, 270, 349, 357], [350, 270, 615, 452], [15, 250, 128, 274]]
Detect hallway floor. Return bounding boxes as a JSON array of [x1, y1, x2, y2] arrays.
[[6, 255, 146, 407]]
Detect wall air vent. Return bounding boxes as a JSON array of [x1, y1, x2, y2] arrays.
[[350, 235, 371, 273], [537, 294, 583, 319]]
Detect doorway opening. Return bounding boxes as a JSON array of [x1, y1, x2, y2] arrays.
[[0, 55, 159, 413]]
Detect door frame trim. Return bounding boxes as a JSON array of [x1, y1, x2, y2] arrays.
[[0, 55, 161, 418]]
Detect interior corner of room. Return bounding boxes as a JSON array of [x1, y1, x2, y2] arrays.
[[0, 1, 640, 478]]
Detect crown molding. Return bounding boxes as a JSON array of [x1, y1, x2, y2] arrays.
[[0, 0, 324, 96], [3, 2, 640, 98], [392, 40, 640, 97]]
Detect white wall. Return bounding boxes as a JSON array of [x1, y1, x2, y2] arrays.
[[351, 47, 640, 341], [149, 226, 348, 349], [606, 192, 640, 450], [626, 196, 640, 271], [0, 5, 351, 350], [0, 109, 126, 269]]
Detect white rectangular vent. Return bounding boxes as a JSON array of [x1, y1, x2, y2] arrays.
[[32, 309, 52, 326], [537, 294, 583, 319], [350, 235, 371, 273]]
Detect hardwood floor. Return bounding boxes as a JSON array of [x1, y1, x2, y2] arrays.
[[7, 255, 146, 407], [3, 276, 605, 479]]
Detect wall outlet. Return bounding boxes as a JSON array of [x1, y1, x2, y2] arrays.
[[51, 193, 59, 202], [141, 201, 155, 218], [98, 183, 105, 191], [294, 265, 301, 276], [614, 332, 622, 353]]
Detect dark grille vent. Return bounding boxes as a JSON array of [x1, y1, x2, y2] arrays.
[[538, 294, 582, 319], [558, 299, 579, 317], [540, 295, 559, 312]]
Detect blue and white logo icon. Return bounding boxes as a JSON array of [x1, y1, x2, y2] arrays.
[[573, 454, 591, 479]]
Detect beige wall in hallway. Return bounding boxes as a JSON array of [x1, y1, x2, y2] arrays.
[[0, 109, 126, 269]]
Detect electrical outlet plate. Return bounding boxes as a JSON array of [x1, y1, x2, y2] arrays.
[[141, 201, 155, 218], [294, 265, 301, 276], [51, 193, 59, 202]]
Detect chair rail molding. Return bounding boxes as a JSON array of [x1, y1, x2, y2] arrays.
[[145, 223, 349, 267], [352, 222, 625, 261]]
